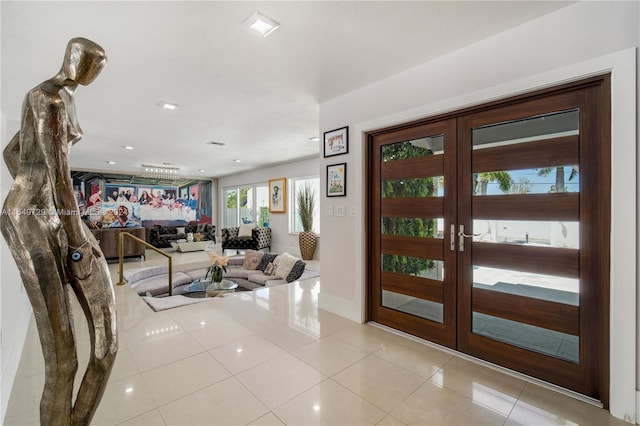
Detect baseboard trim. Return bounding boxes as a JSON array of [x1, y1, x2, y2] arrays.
[[318, 292, 361, 323]]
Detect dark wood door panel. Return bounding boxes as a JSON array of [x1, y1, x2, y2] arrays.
[[472, 135, 579, 173], [382, 197, 443, 218], [473, 193, 579, 221], [458, 77, 609, 403], [381, 235, 443, 260], [381, 155, 443, 180], [473, 242, 579, 278], [368, 117, 458, 349]]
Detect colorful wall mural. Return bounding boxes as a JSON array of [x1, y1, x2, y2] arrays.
[[73, 179, 212, 229]]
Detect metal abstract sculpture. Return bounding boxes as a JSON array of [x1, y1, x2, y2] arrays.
[[1, 38, 117, 426]]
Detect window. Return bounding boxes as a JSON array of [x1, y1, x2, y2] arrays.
[[290, 176, 320, 234], [224, 184, 270, 227]]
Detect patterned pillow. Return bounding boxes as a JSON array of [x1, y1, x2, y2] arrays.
[[176, 227, 186, 236], [243, 250, 264, 270], [257, 253, 278, 272], [263, 262, 276, 276], [286, 260, 306, 283], [275, 253, 299, 280]]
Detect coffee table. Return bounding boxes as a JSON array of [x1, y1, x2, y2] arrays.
[[171, 240, 211, 252], [182, 279, 238, 298]]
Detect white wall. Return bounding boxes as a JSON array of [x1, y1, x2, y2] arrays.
[[217, 157, 320, 258], [319, 1, 638, 422], [0, 116, 33, 423]]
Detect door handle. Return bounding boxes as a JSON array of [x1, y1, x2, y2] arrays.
[[458, 225, 480, 251]]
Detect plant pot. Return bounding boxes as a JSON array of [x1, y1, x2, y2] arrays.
[[299, 231, 317, 260]]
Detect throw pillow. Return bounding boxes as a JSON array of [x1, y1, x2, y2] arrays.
[[286, 260, 306, 283], [176, 227, 186, 236], [243, 249, 264, 270], [238, 224, 255, 238], [275, 253, 299, 280], [197, 223, 207, 233], [257, 253, 278, 272]]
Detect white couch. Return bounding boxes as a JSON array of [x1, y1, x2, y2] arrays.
[[124, 255, 317, 297]]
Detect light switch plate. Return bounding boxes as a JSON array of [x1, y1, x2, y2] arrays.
[[325, 205, 333, 216], [336, 205, 346, 217]]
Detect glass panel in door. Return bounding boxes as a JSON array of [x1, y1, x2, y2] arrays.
[[240, 186, 253, 224], [256, 185, 270, 226], [225, 189, 238, 227]]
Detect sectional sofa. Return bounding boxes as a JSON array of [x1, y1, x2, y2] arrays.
[[124, 251, 316, 297], [148, 223, 216, 248]]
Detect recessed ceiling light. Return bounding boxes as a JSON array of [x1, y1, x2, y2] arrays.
[[198, 169, 205, 173], [122, 145, 134, 150], [233, 159, 242, 163], [243, 12, 280, 37], [309, 136, 320, 142], [158, 101, 179, 110], [106, 161, 116, 165]]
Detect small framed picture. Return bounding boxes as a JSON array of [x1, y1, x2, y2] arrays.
[[323, 126, 349, 157], [326, 163, 347, 197], [268, 177, 286, 213]]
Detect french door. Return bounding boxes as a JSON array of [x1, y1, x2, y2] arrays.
[[369, 118, 458, 347], [367, 76, 610, 403]]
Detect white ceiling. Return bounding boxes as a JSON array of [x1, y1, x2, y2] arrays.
[[1, 1, 573, 179]]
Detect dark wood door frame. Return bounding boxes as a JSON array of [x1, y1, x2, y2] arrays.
[[365, 74, 611, 405]]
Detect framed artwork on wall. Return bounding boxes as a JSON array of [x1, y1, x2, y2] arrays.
[[268, 177, 287, 213], [326, 163, 347, 197], [323, 126, 349, 157]]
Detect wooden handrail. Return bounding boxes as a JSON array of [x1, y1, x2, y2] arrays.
[[117, 232, 174, 296]]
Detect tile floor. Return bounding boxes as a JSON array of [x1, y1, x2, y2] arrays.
[[3, 248, 629, 425]]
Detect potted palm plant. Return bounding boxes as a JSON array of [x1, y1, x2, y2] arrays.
[[297, 182, 317, 260]]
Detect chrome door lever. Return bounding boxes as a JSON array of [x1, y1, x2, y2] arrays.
[[458, 225, 480, 251]]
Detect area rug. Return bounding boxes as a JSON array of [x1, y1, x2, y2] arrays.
[[142, 295, 217, 311], [141, 286, 251, 312]]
